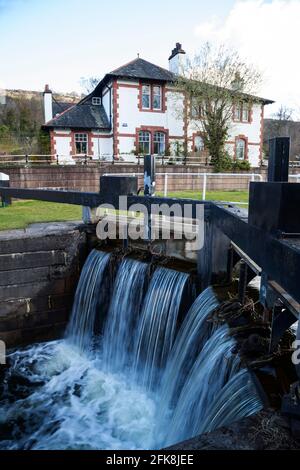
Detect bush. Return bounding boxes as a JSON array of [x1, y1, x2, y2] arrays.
[[213, 152, 233, 172], [232, 160, 251, 171], [212, 151, 251, 172]]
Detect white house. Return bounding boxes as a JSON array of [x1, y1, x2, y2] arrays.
[[43, 43, 273, 167]]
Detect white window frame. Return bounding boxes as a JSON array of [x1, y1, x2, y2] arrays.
[[234, 102, 242, 121], [236, 138, 246, 160], [138, 131, 151, 154], [152, 86, 162, 111], [153, 131, 165, 155], [242, 103, 250, 122], [142, 85, 151, 110], [234, 101, 250, 122], [74, 133, 88, 155], [191, 98, 199, 119], [194, 135, 205, 152], [92, 97, 101, 105]]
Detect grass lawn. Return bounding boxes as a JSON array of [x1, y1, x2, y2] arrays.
[[158, 190, 249, 204], [0, 190, 248, 231], [0, 200, 82, 231]]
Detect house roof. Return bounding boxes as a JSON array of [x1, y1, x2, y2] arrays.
[[43, 103, 110, 130], [43, 56, 273, 131], [79, 57, 176, 106], [109, 57, 175, 82], [52, 100, 73, 117]]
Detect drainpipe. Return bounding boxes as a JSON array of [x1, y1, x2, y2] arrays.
[[108, 85, 112, 129]]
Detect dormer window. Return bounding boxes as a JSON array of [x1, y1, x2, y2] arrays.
[[92, 97, 101, 105]]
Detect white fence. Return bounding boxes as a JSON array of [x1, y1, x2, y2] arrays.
[[290, 174, 300, 183], [104, 172, 263, 204], [0, 154, 185, 165]]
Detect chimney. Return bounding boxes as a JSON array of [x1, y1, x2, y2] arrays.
[[43, 84, 53, 123], [231, 72, 245, 92], [168, 42, 186, 74]]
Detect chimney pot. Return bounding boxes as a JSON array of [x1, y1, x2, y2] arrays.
[[44, 84, 52, 94]]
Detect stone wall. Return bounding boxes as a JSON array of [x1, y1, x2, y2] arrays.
[[0, 164, 269, 193], [0, 222, 87, 347]]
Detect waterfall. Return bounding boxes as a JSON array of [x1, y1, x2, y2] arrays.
[[102, 257, 149, 372], [196, 369, 263, 435], [66, 249, 111, 352], [163, 326, 241, 445], [158, 289, 262, 446], [133, 267, 189, 390], [0, 251, 263, 450], [159, 287, 219, 409]]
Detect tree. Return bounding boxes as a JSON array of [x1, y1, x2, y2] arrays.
[[272, 105, 294, 121], [37, 129, 50, 154], [80, 76, 100, 94], [174, 43, 262, 171]]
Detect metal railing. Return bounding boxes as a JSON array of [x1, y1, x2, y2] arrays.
[[289, 174, 300, 183], [0, 154, 54, 165], [103, 172, 263, 202], [0, 154, 212, 166]]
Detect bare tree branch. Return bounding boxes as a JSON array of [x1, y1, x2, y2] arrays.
[[79, 77, 100, 95], [272, 105, 294, 121], [174, 42, 263, 170]]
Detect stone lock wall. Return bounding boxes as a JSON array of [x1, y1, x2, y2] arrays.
[[0, 222, 87, 348]]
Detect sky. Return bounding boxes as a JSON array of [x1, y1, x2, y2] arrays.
[[0, 0, 299, 117]]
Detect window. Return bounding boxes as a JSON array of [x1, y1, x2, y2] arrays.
[[191, 98, 199, 119], [236, 138, 246, 160], [141, 84, 163, 111], [234, 102, 250, 122], [234, 103, 242, 121], [152, 86, 162, 110], [92, 97, 101, 105], [153, 132, 165, 155], [191, 98, 207, 119], [138, 131, 151, 154], [194, 135, 205, 152], [75, 133, 88, 154], [142, 85, 151, 109], [242, 103, 250, 122]]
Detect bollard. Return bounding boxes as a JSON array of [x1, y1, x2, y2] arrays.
[[144, 155, 155, 196], [0, 172, 11, 207], [268, 137, 290, 182], [82, 206, 99, 224]]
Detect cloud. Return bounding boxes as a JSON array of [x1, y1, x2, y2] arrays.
[[194, 0, 300, 116]]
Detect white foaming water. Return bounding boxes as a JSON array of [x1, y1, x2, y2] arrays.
[[0, 250, 263, 449], [0, 341, 157, 450]]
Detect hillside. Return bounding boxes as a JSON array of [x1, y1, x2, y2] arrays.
[[263, 118, 300, 161], [0, 89, 81, 155]]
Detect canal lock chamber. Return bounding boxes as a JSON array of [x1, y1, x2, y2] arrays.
[[0, 237, 298, 450]]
